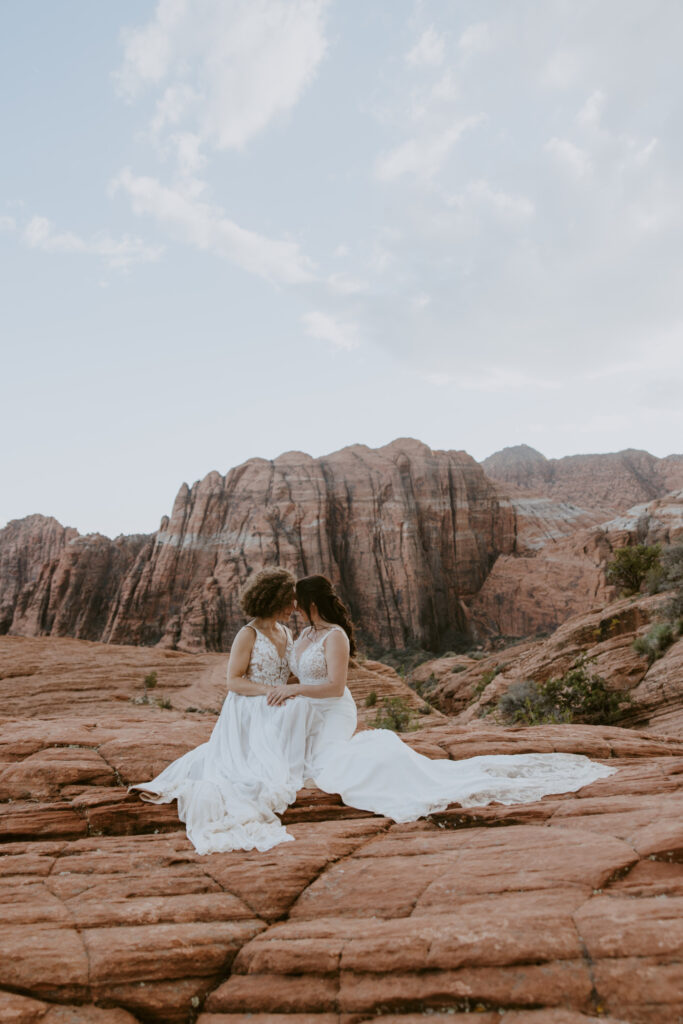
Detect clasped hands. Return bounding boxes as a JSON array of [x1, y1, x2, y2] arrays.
[[267, 679, 302, 706]]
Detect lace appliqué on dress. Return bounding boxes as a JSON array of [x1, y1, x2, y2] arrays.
[[241, 624, 292, 688]]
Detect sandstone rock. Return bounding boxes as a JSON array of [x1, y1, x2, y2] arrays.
[[2, 636, 683, 1022], [430, 592, 683, 736], [468, 483, 683, 640], [1, 440, 514, 652], [481, 444, 683, 517]]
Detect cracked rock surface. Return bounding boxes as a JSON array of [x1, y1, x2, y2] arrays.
[[1, 635, 682, 1023]]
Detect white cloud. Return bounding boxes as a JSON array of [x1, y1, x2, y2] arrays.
[[23, 215, 163, 269], [170, 132, 206, 178], [327, 272, 367, 295], [447, 180, 535, 222], [116, 0, 329, 153], [458, 22, 491, 57], [375, 115, 484, 182], [544, 137, 592, 178], [111, 168, 314, 284], [406, 27, 444, 68], [577, 89, 606, 129], [423, 368, 560, 393], [541, 48, 583, 89], [302, 310, 360, 350]]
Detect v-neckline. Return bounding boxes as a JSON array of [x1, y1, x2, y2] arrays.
[[295, 625, 336, 661], [251, 622, 288, 661]]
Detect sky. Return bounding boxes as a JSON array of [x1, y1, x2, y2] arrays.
[[2, 0, 682, 538]]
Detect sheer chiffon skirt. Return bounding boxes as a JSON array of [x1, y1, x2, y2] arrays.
[[130, 691, 326, 854], [131, 684, 615, 854]]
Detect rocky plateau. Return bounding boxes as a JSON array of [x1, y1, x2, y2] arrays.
[[2, 632, 683, 1023]]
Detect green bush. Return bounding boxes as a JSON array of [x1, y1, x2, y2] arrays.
[[662, 543, 683, 591], [633, 622, 677, 664], [143, 671, 158, 690], [156, 695, 173, 710], [606, 545, 661, 595], [498, 661, 630, 726], [364, 690, 377, 707], [371, 696, 416, 733], [498, 680, 566, 726]]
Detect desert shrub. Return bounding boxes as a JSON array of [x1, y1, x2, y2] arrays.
[[606, 545, 661, 595], [156, 695, 173, 709], [633, 622, 677, 664], [143, 671, 158, 690], [371, 696, 416, 733], [498, 661, 630, 726], [645, 563, 666, 594], [498, 680, 565, 726], [660, 543, 683, 622], [365, 690, 378, 707], [662, 543, 683, 590], [412, 672, 439, 699]]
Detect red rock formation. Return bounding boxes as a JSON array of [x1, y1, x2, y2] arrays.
[[426, 590, 683, 738], [3, 441, 682, 653], [0, 514, 149, 641], [481, 444, 683, 517], [0, 514, 78, 633], [1, 440, 513, 652], [468, 489, 683, 640], [1, 634, 682, 1022]]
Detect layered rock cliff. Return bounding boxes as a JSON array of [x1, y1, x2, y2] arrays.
[[0, 440, 513, 652], [481, 444, 683, 517], [468, 489, 683, 639]]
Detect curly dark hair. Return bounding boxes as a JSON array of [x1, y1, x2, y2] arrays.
[[240, 567, 296, 619], [295, 574, 357, 656]]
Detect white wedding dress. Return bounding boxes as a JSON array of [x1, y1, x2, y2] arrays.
[[130, 623, 616, 854]]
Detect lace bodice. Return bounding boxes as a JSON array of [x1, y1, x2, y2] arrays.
[[291, 625, 344, 687], [242, 623, 292, 688]]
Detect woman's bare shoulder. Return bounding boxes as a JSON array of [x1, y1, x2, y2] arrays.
[[325, 626, 349, 649], [232, 625, 257, 648]]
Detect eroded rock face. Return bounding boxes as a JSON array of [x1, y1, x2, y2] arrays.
[[0, 514, 149, 642], [1, 440, 512, 652], [468, 490, 683, 640], [426, 591, 683, 738], [1, 635, 682, 1023], [481, 444, 683, 517]]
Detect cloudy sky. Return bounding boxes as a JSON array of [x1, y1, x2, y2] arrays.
[[2, 0, 682, 537]]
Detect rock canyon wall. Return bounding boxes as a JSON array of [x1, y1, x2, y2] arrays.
[[2, 439, 682, 652], [0, 440, 513, 652], [482, 444, 683, 518]]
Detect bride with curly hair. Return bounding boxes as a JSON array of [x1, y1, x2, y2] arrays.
[[131, 568, 615, 854]]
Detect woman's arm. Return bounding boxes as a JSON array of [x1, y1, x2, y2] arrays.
[[267, 630, 349, 705], [226, 627, 273, 697]]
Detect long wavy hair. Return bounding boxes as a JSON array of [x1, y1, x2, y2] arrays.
[[295, 574, 357, 656]]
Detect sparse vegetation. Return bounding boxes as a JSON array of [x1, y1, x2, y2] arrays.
[[606, 544, 662, 596], [364, 690, 378, 707], [144, 671, 158, 690], [633, 622, 678, 665], [371, 696, 418, 733], [498, 660, 630, 726], [661, 543, 683, 623], [129, 670, 172, 709], [411, 672, 438, 700]]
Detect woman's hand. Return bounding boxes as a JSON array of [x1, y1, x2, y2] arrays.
[[267, 684, 301, 706]]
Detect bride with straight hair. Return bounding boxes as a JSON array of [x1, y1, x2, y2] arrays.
[[130, 568, 615, 854]]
